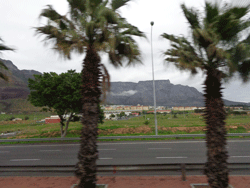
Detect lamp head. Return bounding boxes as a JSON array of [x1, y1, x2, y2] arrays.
[[150, 21, 154, 26]]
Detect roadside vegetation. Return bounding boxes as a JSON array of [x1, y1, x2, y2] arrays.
[[1, 113, 249, 140]]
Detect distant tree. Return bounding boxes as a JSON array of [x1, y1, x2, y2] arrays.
[[110, 114, 116, 118], [119, 111, 126, 118], [28, 70, 82, 137], [0, 37, 14, 81], [98, 104, 105, 124], [9, 116, 15, 121], [194, 109, 204, 113]]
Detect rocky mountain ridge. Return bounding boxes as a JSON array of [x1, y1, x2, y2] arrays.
[[106, 80, 250, 107], [0, 59, 249, 108], [0, 58, 42, 100]]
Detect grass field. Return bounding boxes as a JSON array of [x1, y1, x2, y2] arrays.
[[1, 113, 250, 140]]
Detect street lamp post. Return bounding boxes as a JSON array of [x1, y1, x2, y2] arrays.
[[150, 21, 158, 136]]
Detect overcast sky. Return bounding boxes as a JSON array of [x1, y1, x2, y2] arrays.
[[0, 0, 249, 103]]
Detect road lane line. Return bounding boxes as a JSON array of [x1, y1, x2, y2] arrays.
[[230, 156, 250, 158], [10, 159, 40, 161], [99, 158, 113, 160], [39, 150, 61, 152], [156, 157, 187, 159], [148, 148, 171, 150], [99, 149, 116, 151]]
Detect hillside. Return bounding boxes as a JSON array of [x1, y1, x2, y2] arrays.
[[106, 80, 250, 107], [0, 59, 249, 112], [0, 58, 42, 112]]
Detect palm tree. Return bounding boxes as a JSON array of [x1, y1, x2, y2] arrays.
[[35, 0, 145, 187], [161, 2, 250, 188], [0, 37, 14, 81]]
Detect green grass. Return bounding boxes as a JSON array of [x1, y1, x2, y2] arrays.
[[1, 113, 250, 141]]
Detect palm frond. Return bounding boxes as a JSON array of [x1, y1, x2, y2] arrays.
[[68, 0, 87, 19], [181, 3, 200, 29], [111, 0, 131, 10], [162, 33, 204, 74], [238, 59, 250, 82], [204, 2, 219, 26]]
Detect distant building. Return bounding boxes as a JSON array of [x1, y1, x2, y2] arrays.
[[131, 106, 137, 110], [172, 106, 185, 111], [116, 106, 124, 110], [132, 112, 139, 116], [157, 110, 171, 113], [142, 106, 149, 110], [136, 106, 143, 110], [184, 107, 192, 111], [124, 106, 131, 110], [105, 106, 113, 111], [45, 115, 60, 124], [147, 110, 171, 114]]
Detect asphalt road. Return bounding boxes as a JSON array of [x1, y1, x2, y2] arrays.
[[1, 139, 250, 166]]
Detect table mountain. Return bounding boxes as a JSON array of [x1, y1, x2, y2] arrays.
[[106, 80, 250, 107], [0, 59, 248, 109]]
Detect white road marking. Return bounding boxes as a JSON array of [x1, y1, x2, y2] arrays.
[[39, 150, 61, 152], [99, 149, 116, 151], [0, 151, 9, 153], [230, 156, 250, 158], [10, 159, 40, 161], [99, 158, 113, 160], [148, 148, 171, 150], [156, 157, 187, 159]]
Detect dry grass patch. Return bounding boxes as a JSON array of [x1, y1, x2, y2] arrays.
[[98, 126, 152, 135]]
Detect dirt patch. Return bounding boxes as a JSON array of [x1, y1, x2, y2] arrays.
[[159, 125, 240, 133], [0, 120, 30, 125], [98, 126, 152, 135], [7, 124, 250, 139], [40, 131, 61, 137], [159, 126, 205, 133]]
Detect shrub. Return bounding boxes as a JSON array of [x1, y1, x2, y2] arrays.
[[71, 115, 80, 122], [144, 120, 149, 125], [9, 116, 15, 121], [24, 116, 29, 120]]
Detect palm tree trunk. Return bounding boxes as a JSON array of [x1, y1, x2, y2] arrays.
[[204, 68, 229, 188], [75, 45, 101, 188]]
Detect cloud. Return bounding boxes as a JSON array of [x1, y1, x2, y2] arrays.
[[111, 90, 138, 96]]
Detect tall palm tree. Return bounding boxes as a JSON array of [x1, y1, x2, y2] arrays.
[[36, 0, 145, 187], [0, 37, 14, 81], [161, 2, 250, 188]]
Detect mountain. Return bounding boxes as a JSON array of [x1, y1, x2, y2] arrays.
[[0, 58, 42, 112], [106, 80, 250, 107], [0, 59, 249, 111]]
